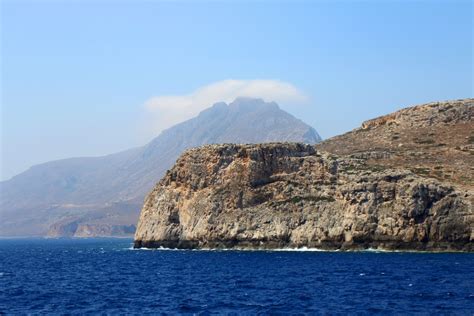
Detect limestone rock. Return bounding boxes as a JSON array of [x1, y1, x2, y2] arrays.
[[134, 143, 473, 251]]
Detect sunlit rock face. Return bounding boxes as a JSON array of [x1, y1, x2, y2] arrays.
[[134, 143, 473, 251]]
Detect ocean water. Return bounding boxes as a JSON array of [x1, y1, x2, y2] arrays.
[[0, 239, 473, 314]]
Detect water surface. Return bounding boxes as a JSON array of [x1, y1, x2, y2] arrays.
[[0, 238, 473, 314]]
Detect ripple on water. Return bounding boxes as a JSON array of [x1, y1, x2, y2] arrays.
[[0, 238, 473, 314]]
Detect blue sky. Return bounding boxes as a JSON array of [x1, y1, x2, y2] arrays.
[[1, 0, 472, 180]]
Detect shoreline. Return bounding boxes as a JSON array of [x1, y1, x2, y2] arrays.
[[129, 246, 474, 254], [133, 239, 474, 253]]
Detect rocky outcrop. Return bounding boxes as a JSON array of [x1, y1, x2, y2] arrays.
[[361, 99, 472, 130], [134, 143, 473, 251], [47, 216, 136, 238], [47, 222, 136, 238]]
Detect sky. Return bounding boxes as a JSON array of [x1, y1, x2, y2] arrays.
[[1, 0, 472, 181]]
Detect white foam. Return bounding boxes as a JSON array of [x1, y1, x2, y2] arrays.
[[125, 245, 450, 253], [272, 247, 337, 252], [127, 246, 337, 252], [126, 246, 183, 251]]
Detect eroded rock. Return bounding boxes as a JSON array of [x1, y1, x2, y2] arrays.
[[134, 143, 473, 251]]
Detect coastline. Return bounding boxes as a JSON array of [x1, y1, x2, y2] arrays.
[[133, 239, 473, 253]]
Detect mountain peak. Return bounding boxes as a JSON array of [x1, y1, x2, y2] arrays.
[[229, 97, 279, 111], [229, 97, 278, 107], [232, 96, 265, 103], [201, 97, 283, 118]]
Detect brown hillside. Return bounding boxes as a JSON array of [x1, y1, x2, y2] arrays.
[[317, 99, 474, 190]]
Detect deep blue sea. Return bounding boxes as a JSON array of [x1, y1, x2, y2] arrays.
[[0, 238, 473, 314]]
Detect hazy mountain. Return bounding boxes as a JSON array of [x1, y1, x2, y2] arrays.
[[0, 97, 321, 237]]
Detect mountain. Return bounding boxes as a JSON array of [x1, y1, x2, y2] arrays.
[[0, 98, 321, 237], [134, 99, 473, 251]]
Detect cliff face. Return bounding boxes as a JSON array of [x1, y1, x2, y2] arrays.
[[134, 143, 473, 251]]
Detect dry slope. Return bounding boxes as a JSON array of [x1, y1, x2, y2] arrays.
[[317, 98, 473, 189]]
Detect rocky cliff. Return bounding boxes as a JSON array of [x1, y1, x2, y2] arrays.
[[134, 99, 473, 251], [134, 143, 473, 251]]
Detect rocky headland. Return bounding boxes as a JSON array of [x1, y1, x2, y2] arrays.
[[134, 99, 473, 251]]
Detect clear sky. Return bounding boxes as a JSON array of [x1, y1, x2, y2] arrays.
[[1, 0, 472, 181]]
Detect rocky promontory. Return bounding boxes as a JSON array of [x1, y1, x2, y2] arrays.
[[134, 142, 473, 251]]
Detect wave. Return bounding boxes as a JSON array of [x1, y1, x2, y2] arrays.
[[129, 246, 339, 252], [126, 245, 462, 253]]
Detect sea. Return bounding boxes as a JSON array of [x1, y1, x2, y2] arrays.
[[0, 238, 473, 314]]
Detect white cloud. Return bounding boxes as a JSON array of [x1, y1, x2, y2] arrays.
[[143, 79, 308, 135]]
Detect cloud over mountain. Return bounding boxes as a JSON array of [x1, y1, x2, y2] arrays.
[[144, 79, 308, 135]]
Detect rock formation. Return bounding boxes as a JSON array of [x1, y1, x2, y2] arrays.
[[134, 99, 473, 251]]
